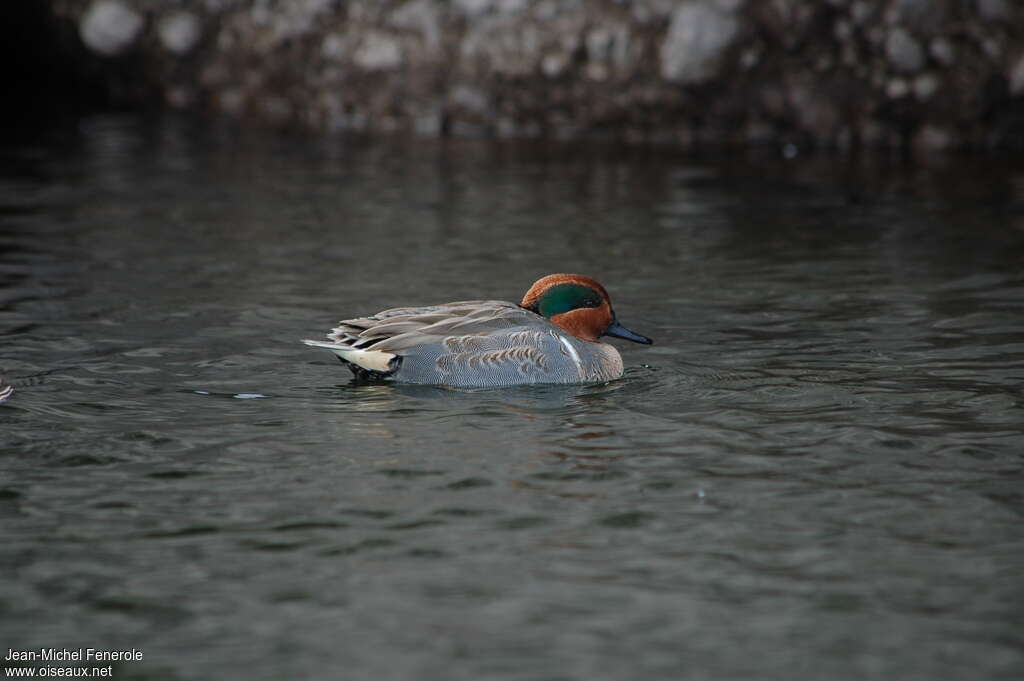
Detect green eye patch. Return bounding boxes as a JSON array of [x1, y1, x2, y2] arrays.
[[534, 283, 603, 318]]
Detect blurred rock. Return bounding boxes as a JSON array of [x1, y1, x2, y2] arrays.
[[890, 0, 946, 34], [886, 27, 925, 74], [158, 11, 200, 55], [1010, 55, 1024, 97], [79, 0, 143, 57], [887, 78, 910, 99], [913, 72, 939, 100], [977, 0, 1011, 23], [353, 32, 403, 70], [660, 2, 739, 84], [43, 0, 1024, 151], [929, 37, 955, 66]]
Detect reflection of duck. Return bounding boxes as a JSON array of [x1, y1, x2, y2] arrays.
[[0, 378, 12, 403], [305, 274, 652, 386]]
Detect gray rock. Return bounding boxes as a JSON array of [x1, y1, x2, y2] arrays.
[[495, 0, 530, 14], [47, 0, 1024, 151], [391, 0, 444, 55], [834, 19, 852, 42], [929, 37, 955, 65], [885, 27, 925, 74], [1010, 55, 1024, 96], [321, 33, 347, 60], [449, 85, 490, 115], [541, 52, 568, 77], [158, 11, 201, 55], [79, 0, 144, 57], [460, 14, 544, 76], [917, 125, 953, 150], [660, 1, 739, 84], [455, 0, 529, 16], [631, 0, 677, 22], [913, 72, 939, 100], [977, 0, 1011, 22], [353, 32, 403, 70], [713, 0, 745, 11], [586, 22, 634, 73], [851, 2, 874, 25], [887, 77, 909, 98], [454, 0, 493, 16], [981, 37, 1002, 60], [266, 0, 334, 43], [891, 0, 946, 34]]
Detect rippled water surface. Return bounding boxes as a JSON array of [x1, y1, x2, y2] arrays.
[[2, 117, 1023, 681]]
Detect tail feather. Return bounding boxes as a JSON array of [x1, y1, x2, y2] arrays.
[[302, 340, 398, 373]]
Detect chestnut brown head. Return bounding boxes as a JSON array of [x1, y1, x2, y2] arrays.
[[521, 274, 652, 345]]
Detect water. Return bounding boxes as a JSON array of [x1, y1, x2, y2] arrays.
[[1, 116, 1023, 681]]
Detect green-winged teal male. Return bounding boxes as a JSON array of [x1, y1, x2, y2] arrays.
[[304, 274, 651, 386]]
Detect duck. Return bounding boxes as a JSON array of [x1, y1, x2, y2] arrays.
[[303, 274, 652, 387]]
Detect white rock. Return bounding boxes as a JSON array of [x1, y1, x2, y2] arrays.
[[586, 23, 632, 69], [587, 26, 613, 62], [542, 52, 568, 77], [353, 32, 402, 70], [660, 1, 739, 84], [449, 85, 489, 114], [1009, 55, 1024, 97], [80, 0, 144, 57], [391, 0, 443, 54], [321, 33, 346, 60], [885, 27, 925, 74], [461, 15, 543, 76], [158, 11, 201, 55]]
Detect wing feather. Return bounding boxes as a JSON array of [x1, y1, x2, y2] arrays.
[[316, 301, 532, 351], [306, 300, 577, 383]]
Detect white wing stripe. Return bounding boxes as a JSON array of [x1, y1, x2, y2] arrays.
[[557, 336, 583, 378]]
